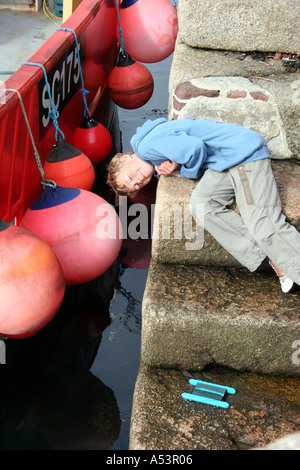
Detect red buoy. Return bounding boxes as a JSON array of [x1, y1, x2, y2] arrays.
[[0, 220, 65, 339], [72, 117, 113, 164], [43, 135, 95, 190], [108, 51, 154, 109], [20, 186, 123, 285], [117, 0, 178, 63]]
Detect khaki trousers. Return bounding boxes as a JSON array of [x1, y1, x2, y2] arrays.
[[190, 158, 300, 285]]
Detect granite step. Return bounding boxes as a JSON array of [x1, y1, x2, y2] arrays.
[[141, 261, 300, 376], [129, 362, 300, 450], [152, 159, 300, 267], [129, 0, 300, 451]]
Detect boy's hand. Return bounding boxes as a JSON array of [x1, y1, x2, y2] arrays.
[[155, 160, 179, 176]]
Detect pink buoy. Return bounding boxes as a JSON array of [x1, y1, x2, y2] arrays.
[[20, 186, 123, 285], [0, 220, 65, 339], [117, 0, 178, 63], [72, 118, 113, 164]]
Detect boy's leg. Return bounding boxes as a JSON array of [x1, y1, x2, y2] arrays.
[[190, 168, 266, 271], [228, 158, 300, 286]]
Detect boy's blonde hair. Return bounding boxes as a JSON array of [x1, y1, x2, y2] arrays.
[[107, 151, 139, 197]]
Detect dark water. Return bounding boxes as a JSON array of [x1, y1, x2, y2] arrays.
[[97, 55, 172, 450], [0, 55, 172, 451], [92, 55, 173, 450]]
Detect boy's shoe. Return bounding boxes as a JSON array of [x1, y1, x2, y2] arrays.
[[269, 260, 295, 293], [277, 275, 295, 294]]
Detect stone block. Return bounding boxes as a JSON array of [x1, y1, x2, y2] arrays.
[[152, 160, 300, 267], [178, 0, 300, 54], [172, 77, 291, 159], [141, 262, 300, 376], [168, 43, 300, 158]]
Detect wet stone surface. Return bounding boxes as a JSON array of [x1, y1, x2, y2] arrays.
[[130, 363, 300, 450]]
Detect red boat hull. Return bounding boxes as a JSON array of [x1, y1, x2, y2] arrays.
[[0, 0, 119, 224]]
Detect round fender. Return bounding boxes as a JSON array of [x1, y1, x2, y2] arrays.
[[0, 221, 65, 338], [20, 186, 123, 285]]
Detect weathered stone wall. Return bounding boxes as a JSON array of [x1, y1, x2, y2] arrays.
[[131, 2, 300, 451], [142, 0, 300, 376]]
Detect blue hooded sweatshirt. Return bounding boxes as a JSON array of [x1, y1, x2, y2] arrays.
[[130, 118, 269, 179]]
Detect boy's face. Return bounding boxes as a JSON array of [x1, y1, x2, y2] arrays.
[[119, 153, 154, 193]]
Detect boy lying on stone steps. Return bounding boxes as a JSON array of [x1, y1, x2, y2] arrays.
[[107, 118, 300, 294]]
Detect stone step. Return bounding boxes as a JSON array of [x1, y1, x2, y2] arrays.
[[141, 262, 300, 376], [152, 159, 300, 267], [177, 0, 300, 55], [130, 362, 300, 450]]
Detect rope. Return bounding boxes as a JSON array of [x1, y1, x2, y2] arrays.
[[57, 27, 91, 119], [43, 0, 61, 27], [0, 71, 16, 75], [2, 88, 56, 190], [22, 61, 65, 142], [115, 0, 126, 57]]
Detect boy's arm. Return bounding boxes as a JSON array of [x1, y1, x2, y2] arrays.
[[155, 160, 180, 177]]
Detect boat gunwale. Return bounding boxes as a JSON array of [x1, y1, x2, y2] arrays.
[[0, 0, 102, 118], [0, 0, 119, 223]]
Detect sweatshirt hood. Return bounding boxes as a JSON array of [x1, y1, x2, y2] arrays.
[[130, 118, 167, 152]]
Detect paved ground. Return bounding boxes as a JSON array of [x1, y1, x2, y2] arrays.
[[0, 8, 60, 83]]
